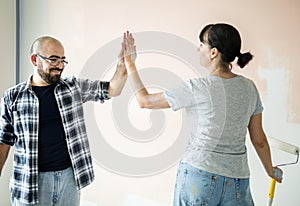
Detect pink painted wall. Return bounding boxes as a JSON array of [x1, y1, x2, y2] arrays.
[[1, 0, 299, 205]]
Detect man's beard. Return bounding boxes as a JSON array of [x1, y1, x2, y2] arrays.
[[37, 67, 62, 84]]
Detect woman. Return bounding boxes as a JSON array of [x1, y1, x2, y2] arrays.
[[122, 24, 282, 205]]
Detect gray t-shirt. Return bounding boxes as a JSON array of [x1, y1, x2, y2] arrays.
[[164, 75, 263, 178]]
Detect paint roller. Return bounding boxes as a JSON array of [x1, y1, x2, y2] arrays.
[[269, 137, 299, 166], [267, 137, 299, 206]]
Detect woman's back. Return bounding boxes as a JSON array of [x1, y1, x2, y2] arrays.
[[164, 75, 263, 178]]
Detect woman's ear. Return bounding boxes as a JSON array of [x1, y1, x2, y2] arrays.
[[210, 47, 219, 59]]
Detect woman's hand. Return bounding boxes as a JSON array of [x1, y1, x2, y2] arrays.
[[123, 31, 137, 67], [121, 31, 170, 109], [270, 166, 283, 183]]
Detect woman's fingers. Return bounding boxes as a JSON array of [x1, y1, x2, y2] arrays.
[[122, 31, 137, 62]]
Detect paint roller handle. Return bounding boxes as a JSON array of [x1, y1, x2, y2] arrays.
[[268, 178, 276, 206], [268, 178, 276, 199], [267, 167, 283, 205]]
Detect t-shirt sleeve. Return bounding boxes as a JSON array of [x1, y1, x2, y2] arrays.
[[252, 82, 264, 115], [163, 79, 207, 111]]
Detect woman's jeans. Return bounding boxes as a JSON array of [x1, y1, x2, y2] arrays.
[[12, 167, 80, 206], [173, 162, 254, 206]]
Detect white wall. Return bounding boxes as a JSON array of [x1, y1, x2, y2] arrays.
[[1, 0, 300, 205], [0, 0, 15, 205]]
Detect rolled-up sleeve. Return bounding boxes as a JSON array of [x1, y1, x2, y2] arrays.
[[74, 77, 110, 103], [0, 92, 16, 146]]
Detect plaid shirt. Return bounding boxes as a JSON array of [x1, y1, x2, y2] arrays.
[[0, 76, 110, 204]]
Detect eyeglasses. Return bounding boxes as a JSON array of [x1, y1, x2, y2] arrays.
[[36, 54, 68, 66]]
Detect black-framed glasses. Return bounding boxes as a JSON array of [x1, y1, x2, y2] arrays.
[[36, 54, 68, 66]]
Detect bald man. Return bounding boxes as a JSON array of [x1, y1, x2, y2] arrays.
[[0, 36, 127, 205]]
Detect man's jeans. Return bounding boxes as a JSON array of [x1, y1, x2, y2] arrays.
[[12, 167, 80, 206]]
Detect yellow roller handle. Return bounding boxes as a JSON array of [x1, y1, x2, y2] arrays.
[[268, 178, 276, 198]]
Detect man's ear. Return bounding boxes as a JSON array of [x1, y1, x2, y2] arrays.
[[31, 54, 38, 66], [210, 47, 219, 59]]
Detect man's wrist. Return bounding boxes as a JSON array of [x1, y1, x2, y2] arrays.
[[99, 81, 110, 103]]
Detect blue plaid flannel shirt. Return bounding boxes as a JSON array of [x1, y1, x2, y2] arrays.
[[0, 76, 110, 204]]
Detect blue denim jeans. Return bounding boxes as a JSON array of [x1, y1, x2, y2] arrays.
[[12, 167, 80, 206], [173, 162, 254, 206]]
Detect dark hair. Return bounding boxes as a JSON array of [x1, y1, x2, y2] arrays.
[[199, 23, 253, 69]]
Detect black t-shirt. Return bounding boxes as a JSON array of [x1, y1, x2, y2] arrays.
[[32, 84, 72, 171]]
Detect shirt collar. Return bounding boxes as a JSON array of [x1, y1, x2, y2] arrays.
[[24, 75, 67, 91]]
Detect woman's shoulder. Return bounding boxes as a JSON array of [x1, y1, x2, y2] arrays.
[[190, 76, 225, 87], [186, 77, 210, 88], [236, 75, 258, 87]]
